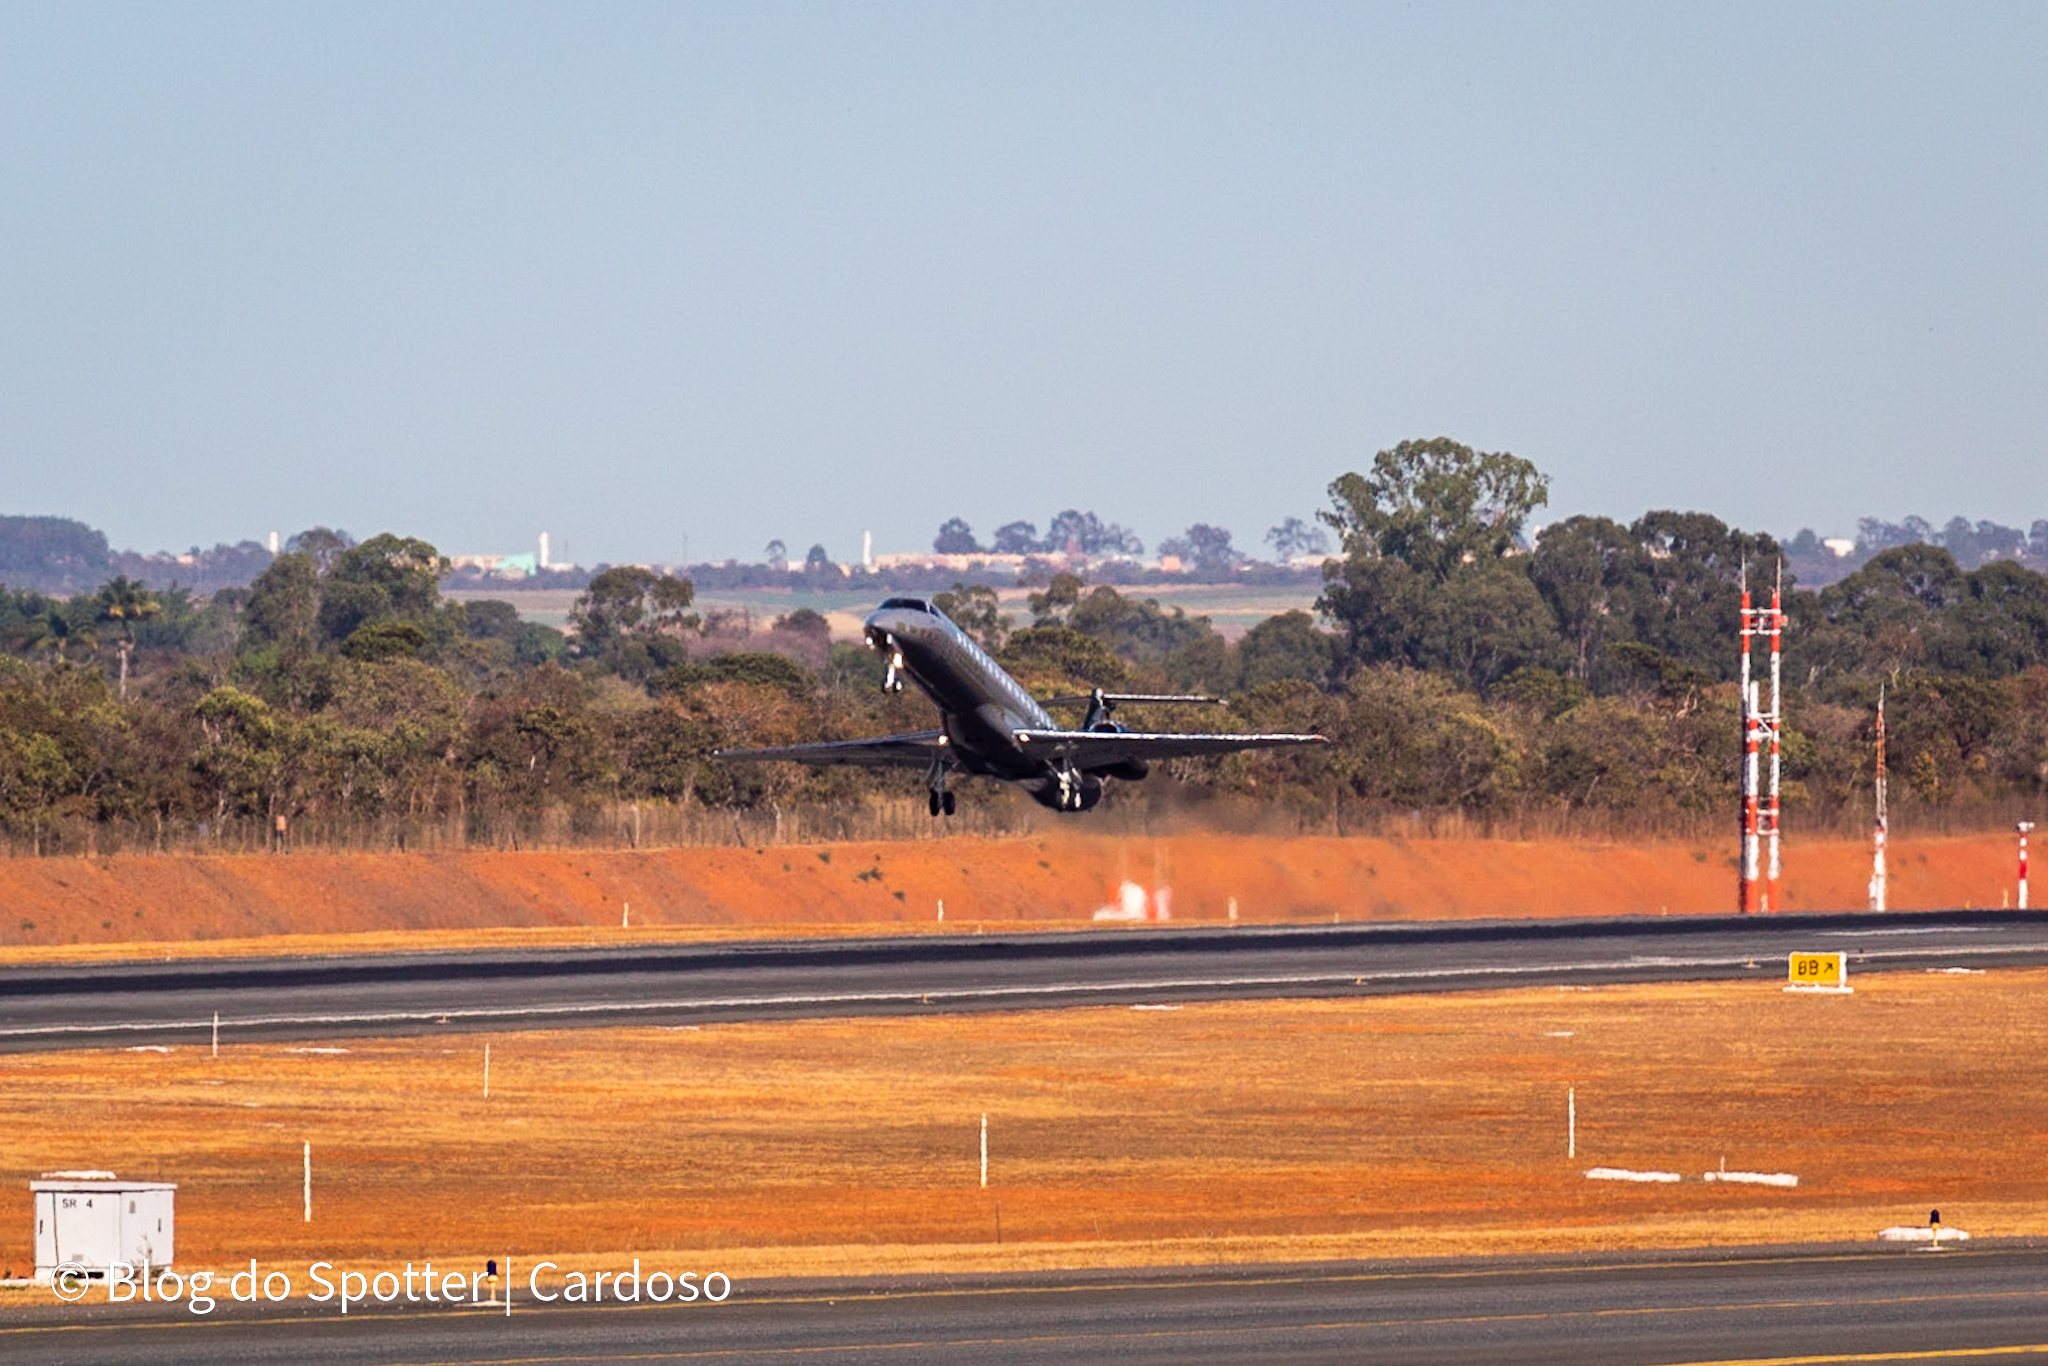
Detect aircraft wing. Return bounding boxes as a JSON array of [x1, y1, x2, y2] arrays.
[[713, 731, 946, 769], [1011, 729, 1329, 767]]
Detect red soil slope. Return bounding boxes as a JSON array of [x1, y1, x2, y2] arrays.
[[0, 829, 2028, 953]]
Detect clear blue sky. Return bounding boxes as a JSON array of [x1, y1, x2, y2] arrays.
[[3, 3, 2043, 565]]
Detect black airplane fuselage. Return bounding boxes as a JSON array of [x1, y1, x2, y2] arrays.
[[714, 598, 1325, 814], [866, 597, 1121, 808]]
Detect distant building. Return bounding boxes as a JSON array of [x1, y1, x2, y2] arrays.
[[870, 551, 1034, 573], [448, 552, 538, 579]]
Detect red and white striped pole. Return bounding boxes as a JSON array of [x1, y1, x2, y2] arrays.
[[2021, 822, 2035, 912], [1764, 585, 1783, 913], [1869, 687, 1887, 912], [1738, 585, 1759, 914]]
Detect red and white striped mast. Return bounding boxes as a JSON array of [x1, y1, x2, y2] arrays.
[[1763, 566, 1784, 913], [1738, 568, 1759, 914], [1869, 685, 1888, 912], [1736, 562, 1785, 914]]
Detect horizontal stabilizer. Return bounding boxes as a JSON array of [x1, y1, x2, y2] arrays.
[[1041, 693, 1229, 710]]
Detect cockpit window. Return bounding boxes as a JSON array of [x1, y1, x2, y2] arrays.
[[877, 597, 934, 613]]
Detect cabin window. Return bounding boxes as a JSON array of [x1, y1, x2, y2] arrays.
[[878, 596, 932, 613]]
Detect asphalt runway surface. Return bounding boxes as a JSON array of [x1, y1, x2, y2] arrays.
[[6, 908, 2048, 1053], [9, 1245, 2048, 1365]]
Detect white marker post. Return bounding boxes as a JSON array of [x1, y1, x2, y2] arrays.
[[1568, 1086, 1576, 1159], [622, 902, 630, 928], [2020, 823, 2034, 911], [303, 1142, 312, 1222], [937, 900, 944, 922], [980, 1113, 988, 1189]]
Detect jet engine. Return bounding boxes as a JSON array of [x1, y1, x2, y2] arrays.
[[1027, 771, 1103, 812]]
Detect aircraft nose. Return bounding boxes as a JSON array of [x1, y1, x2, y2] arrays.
[[864, 606, 926, 641]]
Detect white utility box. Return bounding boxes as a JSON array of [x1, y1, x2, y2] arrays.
[[31, 1172, 175, 1282]]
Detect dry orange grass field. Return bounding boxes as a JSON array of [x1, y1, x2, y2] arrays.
[[5, 968, 2043, 1282]]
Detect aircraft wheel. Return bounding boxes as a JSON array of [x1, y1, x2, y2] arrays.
[[928, 790, 942, 817], [941, 790, 956, 817]]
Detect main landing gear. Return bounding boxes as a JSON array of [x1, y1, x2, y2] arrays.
[[1055, 760, 1083, 812], [925, 755, 956, 818]]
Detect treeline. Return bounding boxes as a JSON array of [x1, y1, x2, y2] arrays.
[[0, 514, 273, 596], [0, 439, 2044, 856]]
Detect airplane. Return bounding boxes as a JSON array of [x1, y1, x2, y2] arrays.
[[714, 596, 1329, 814]]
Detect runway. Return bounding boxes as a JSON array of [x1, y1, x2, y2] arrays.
[[5, 908, 2048, 1052], [9, 1245, 2048, 1364]]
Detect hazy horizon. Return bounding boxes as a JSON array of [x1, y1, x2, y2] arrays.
[[5, 3, 2044, 565]]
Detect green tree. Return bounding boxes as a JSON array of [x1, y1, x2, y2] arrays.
[[1317, 556, 1427, 676], [1066, 586, 1215, 669], [1237, 610, 1336, 690], [1320, 437, 1549, 583], [998, 625, 1130, 692], [286, 527, 354, 573], [1938, 560, 2048, 676], [1157, 524, 1242, 576], [341, 620, 429, 661], [933, 518, 982, 554], [319, 534, 450, 644], [22, 604, 96, 663], [1620, 511, 1780, 680], [1799, 544, 1967, 684], [614, 701, 720, 802], [1411, 561, 1567, 693], [94, 575, 160, 700], [1528, 516, 1638, 683], [1264, 516, 1330, 562], [1164, 632, 1238, 693], [569, 567, 699, 673], [241, 552, 322, 654], [654, 653, 816, 699], [464, 599, 566, 668], [1026, 572, 1086, 625], [1330, 667, 1521, 808], [193, 686, 283, 820]]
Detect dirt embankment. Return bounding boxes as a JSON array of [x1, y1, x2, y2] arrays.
[[0, 830, 2029, 960]]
